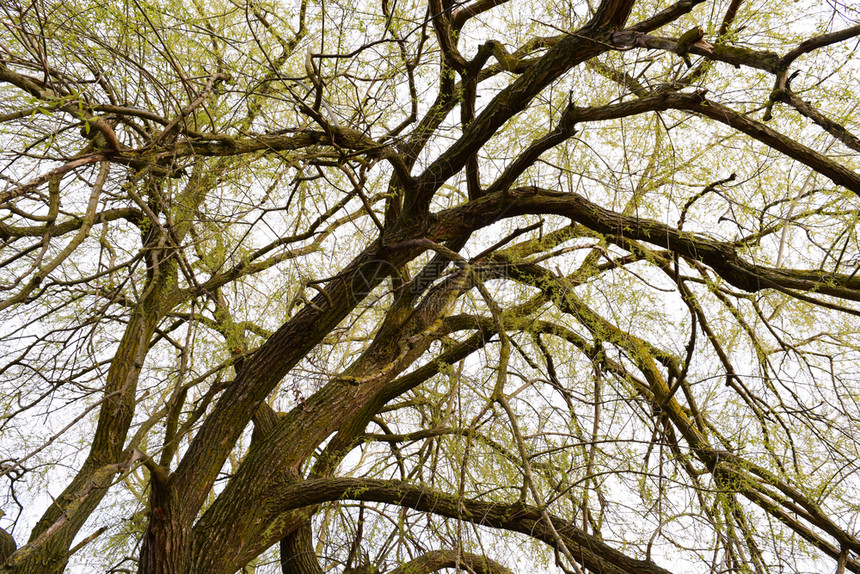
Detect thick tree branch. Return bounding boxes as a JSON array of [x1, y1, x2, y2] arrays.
[[430, 186, 860, 301], [769, 89, 860, 153], [387, 550, 513, 574], [781, 24, 860, 68], [271, 478, 674, 574]]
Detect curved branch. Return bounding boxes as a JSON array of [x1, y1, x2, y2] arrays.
[[431, 186, 860, 301], [627, 0, 707, 33], [451, 0, 510, 31], [280, 520, 324, 574], [769, 89, 860, 153], [272, 478, 674, 574], [387, 550, 513, 574], [610, 31, 781, 72], [0, 208, 141, 239], [680, 96, 860, 195], [553, 90, 860, 196], [781, 23, 860, 68]]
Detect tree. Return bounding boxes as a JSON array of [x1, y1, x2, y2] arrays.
[[1, 0, 859, 572]]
